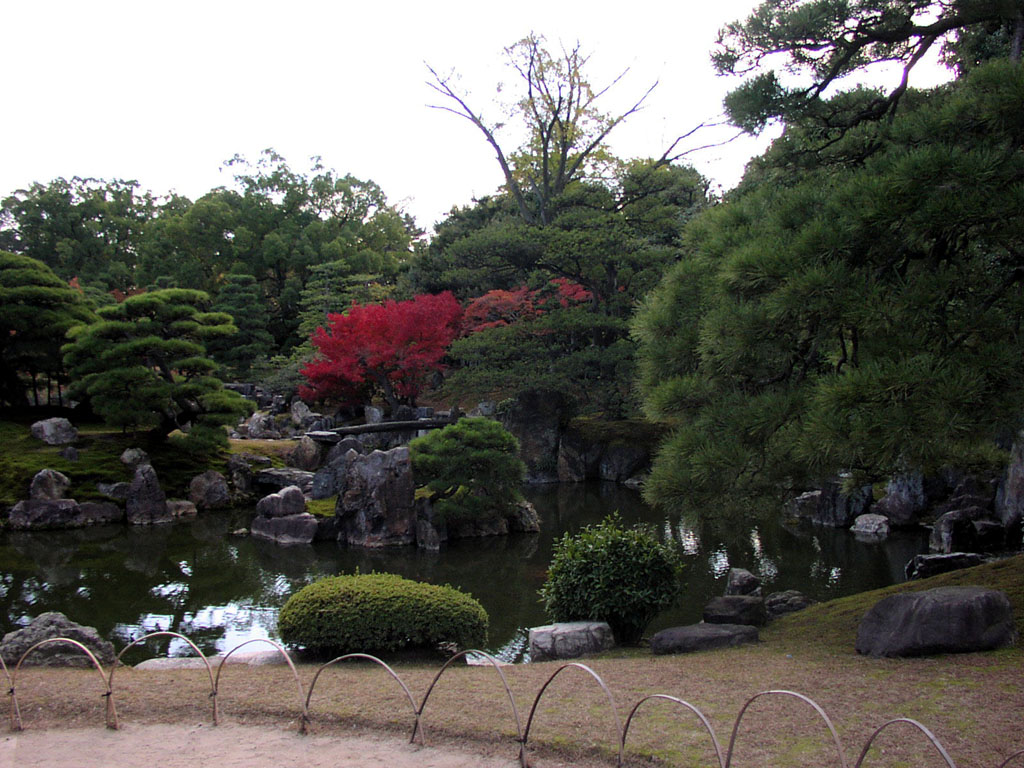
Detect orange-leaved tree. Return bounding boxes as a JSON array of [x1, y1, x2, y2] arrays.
[[300, 292, 462, 410]]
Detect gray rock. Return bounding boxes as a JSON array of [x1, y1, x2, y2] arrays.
[[337, 447, 416, 547], [29, 469, 71, 500], [905, 552, 985, 580], [59, 446, 79, 461], [471, 401, 496, 418], [365, 405, 384, 424], [703, 595, 767, 626], [290, 399, 317, 428], [557, 428, 603, 482], [189, 470, 231, 509], [250, 513, 319, 545], [447, 515, 510, 538], [529, 622, 614, 662], [126, 464, 171, 525], [855, 586, 1015, 657], [414, 407, 435, 419], [995, 434, 1024, 530], [97, 481, 131, 500], [78, 501, 123, 525], [725, 568, 761, 597], [499, 389, 570, 485], [119, 447, 150, 469], [815, 478, 873, 527], [325, 437, 365, 463], [508, 500, 541, 533], [255, 485, 307, 518], [254, 467, 315, 495], [851, 513, 891, 541], [598, 443, 650, 483], [650, 624, 759, 655], [246, 412, 280, 439], [167, 500, 198, 519], [787, 490, 822, 519], [226, 453, 272, 496], [0, 612, 115, 667], [930, 507, 984, 553], [9, 499, 82, 530], [287, 435, 323, 471], [873, 472, 927, 527], [765, 590, 815, 619], [311, 448, 356, 500], [30, 418, 77, 445]]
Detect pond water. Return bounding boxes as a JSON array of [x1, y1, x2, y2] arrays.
[[0, 482, 927, 662]]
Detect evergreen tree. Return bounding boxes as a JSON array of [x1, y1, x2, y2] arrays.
[[64, 288, 250, 440], [208, 272, 275, 379], [0, 252, 95, 407]]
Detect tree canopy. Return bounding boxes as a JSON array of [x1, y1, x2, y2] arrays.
[[634, 58, 1024, 511], [63, 288, 250, 441], [300, 292, 462, 410], [715, 0, 1023, 132]]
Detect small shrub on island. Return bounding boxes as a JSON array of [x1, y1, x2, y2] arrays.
[[277, 573, 488, 656], [540, 513, 683, 644], [409, 417, 526, 524]]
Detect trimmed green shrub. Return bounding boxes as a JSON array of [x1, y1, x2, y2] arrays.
[[539, 513, 683, 644], [277, 573, 488, 655], [409, 417, 525, 523]]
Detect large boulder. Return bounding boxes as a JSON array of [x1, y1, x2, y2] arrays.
[[126, 464, 171, 525], [598, 443, 650, 483], [650, 624, 759, 655], [29, 469, 71, 500], [311, 447, 358, 500], [254, 467, 315, 495], [703, 595, 767, 626], [765, 590, 815, 619], [855, 586, 1015, 657], [255, 485, 307, 518], [930, 507, 984, 553], [250, 513, 319, 545], [499, 389, 571, 484], [787, 478, 872, 527], [120, 447, 150, 469], [873, 472, 927, 527], [9, 499, 81, 530], [189, 470, 231, 509], [529, 622, 614, 662], [725, 568, 761, 597], [29, 418, 77, 446], [287, 435, 324, 471], [851, 513, 891, 541], [995, 434, 1024, 531], [905, 552, 985, 580], [226, 453, 273, 497], [290, 399, 319, 429], [337, 447, 416, 547], [0, 612, 115, 667]]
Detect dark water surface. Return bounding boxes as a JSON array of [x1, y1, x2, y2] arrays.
[[0, 482, 927, 662]]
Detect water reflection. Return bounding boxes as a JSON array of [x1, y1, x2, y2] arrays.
[[0, 483, 928, 660]]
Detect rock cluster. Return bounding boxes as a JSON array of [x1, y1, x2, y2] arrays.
[[0, 612, 115, 667]]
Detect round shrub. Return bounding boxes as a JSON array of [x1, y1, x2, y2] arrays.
[[277, 573, 488, 655], [539, 514, 683, 644], [409, 417, 525, 523]]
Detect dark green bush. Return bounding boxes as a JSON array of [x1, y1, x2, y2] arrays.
[[539, 514, 683, 644], [409, 417, 525, 523], [277, 573, 488, 655]]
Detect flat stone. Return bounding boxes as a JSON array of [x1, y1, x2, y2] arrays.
[[905, 552, 985, 580], [250, 513, 319, 545], [765, 590, 815, 619], [703, 595, 767, 626], [529, 622, 614, 662], [851, 513, 890, 541], [650, 623, 759, 655], [855, 586, 1015, 657]]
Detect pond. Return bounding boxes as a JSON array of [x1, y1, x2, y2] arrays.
[[0, 482, 928, 662]]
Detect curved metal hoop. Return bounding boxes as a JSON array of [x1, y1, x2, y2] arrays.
[[413, 650, 525, 766], [110, 632, 218, 725], [853, 718, 957, 768], [10, 638, 116, 731], [997, 749, 1024, 768], [304, 653, 419, 741], [623, 694, 726, 768], [213, 639, 309, 733], [522, 663, 623, 767], [726, 690, 847, 768]]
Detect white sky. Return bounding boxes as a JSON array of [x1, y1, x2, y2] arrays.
[[1, 1, 951, 234]]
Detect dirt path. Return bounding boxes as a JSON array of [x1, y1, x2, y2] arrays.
[[0, 723, 529, 768]]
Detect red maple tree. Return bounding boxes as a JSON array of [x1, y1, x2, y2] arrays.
[[300, 292, 462, 409], [461, 278, 593, 335]]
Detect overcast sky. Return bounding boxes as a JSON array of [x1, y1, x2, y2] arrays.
[[2, 1, 949, 233]]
